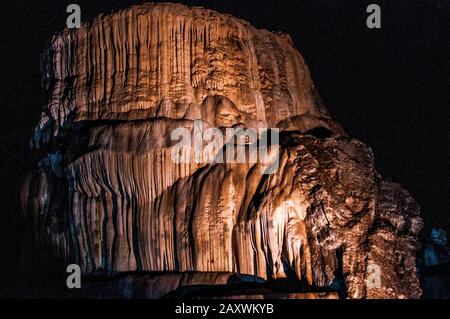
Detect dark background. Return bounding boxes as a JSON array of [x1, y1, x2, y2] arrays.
[[0, 0, 449, 297]]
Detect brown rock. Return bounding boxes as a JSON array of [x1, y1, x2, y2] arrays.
[[22, 3, 422, 298]]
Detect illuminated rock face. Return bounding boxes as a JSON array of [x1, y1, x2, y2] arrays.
[[22, 3, 422, 298]]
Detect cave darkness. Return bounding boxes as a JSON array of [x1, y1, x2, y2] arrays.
[[0, 0, 449, 297]]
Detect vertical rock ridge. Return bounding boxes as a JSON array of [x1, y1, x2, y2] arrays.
[[23, 3, 422, 299]]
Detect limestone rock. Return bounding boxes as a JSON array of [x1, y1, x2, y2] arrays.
[[22, 3, 422, 299]]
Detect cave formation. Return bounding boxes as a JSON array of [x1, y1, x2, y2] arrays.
[[22, 3, 423, 299]]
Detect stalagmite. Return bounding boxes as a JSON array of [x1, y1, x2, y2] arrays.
[[22, 3, 422, 299]]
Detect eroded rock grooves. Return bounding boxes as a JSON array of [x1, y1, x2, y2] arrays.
[[23, 2, 422, 299]]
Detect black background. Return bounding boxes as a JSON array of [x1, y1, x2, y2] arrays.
[[0, 0, 449, 297]]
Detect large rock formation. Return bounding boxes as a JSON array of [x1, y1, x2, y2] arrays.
[[22, 3, 422, 298]]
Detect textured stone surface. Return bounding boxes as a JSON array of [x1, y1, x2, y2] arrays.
[[22, 3, 422, 298]]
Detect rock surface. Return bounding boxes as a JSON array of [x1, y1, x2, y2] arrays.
[[22, 2, 422, 298]]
